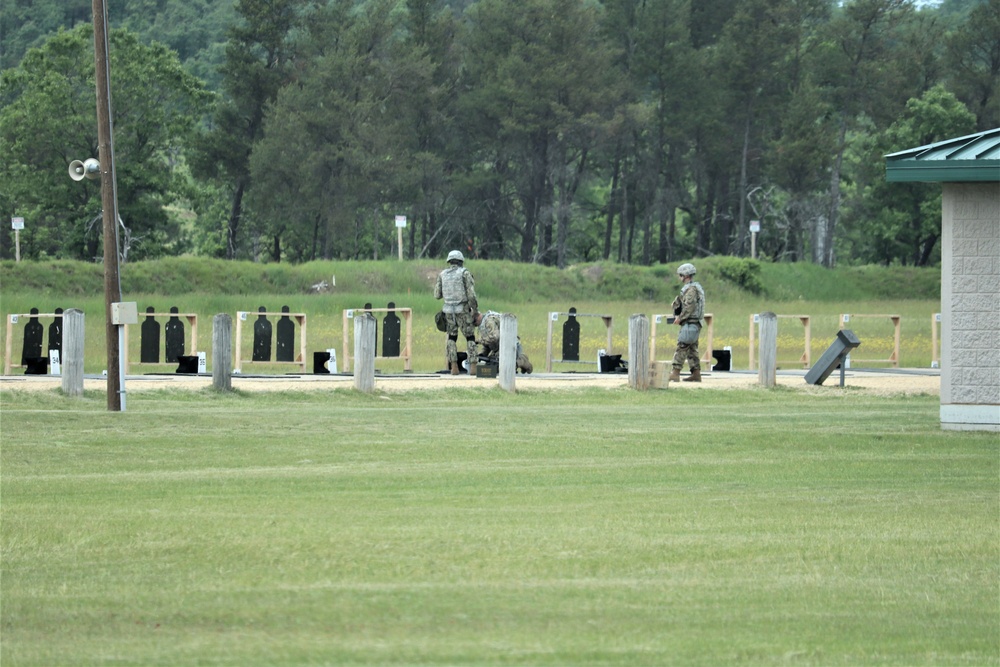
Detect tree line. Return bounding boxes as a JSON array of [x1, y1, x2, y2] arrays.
[[1, 0, 996, 268]]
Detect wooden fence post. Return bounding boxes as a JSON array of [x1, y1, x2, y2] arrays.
[[212, 313, 232, 392], [499, 313, 517, 393], [758, 311, 777, 388], [61, 308, 84, 397], [628, 314, 650, 390], [353, 313, 376, 392]]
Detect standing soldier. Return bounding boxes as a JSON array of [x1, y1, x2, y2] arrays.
[[668, 262, 705, 382], [434, 250, 479, 375]]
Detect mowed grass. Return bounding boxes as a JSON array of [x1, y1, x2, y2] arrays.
[[1, 387, 997, 666]]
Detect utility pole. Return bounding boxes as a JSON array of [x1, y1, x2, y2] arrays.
[[92, 0, 123, 411]]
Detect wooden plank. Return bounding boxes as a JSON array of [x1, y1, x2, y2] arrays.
[[212, 313, 232, 392], [353, 313, 376, 392], [499, 314, 517, 392], [61, 309, 84, 396], [758, 312, 777, 388], [628, 314, 650, 390]]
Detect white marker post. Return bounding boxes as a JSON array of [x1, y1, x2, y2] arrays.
[[395, 215, 407, 260], [11, 217, 23, 262], [750, 219, 760, 260]]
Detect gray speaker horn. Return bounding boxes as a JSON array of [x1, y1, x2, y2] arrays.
[[69, 158, 101, 181]]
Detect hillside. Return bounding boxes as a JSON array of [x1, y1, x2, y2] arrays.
[[0, 258, 940, 303]]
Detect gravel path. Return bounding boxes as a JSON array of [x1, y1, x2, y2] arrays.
[[1, 368, 940, 396]]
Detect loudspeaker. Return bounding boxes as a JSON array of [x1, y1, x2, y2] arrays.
[[69, 158, 100, 181]]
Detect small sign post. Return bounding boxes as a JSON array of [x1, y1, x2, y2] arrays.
[[749, 219, 760, 259], [394, 216, 406, 260], [11, 217, 24, 262]]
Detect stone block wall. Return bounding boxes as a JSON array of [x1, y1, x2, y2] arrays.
[[940, 183, 1000, 430]]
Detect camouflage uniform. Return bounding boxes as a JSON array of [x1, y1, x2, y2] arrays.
[[434, 262, 478, 367], [671, 280, 705, 373], [478, 310, 533, 373], [478, 310, 502, 353]]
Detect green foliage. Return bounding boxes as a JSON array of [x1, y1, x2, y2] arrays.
[[245, 0, 439, 262], [118, 0, 236, 91], [2, 0, 994, 267], [0, 25, 212, 261], [841, 86, 977, 266], [944, 0, 1000, 130], [714, 257, 764, 294], [187, 0, 307, 260], [459, 0, 623, 266], [0, 0, 234, 87]]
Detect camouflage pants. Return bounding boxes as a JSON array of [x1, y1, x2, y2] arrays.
[[672, 339, 700, 372], [445, 310, 477, 366]]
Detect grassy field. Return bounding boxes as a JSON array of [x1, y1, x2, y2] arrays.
[[1, 388, 996, 666]]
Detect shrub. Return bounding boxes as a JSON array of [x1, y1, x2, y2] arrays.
[[716, 257, 764, 294]]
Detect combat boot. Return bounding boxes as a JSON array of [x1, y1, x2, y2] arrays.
[[450, 362, 460, 375], [468, 361, 477, 377], [683, 369, 702, 382], [668, 368, 681, 382], [516, 353, 535, 374]]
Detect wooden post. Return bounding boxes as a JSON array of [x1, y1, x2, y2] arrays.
[[499, 313, 517, 392], [758, 311, 777, 388], [891, 315, 901, 367], [4, 315, 14, 376], [931, 313, 941, 368], [91, 0, 123, 411], [628, 314, 650, 390], [298, 313, 307, 370], [353, 313, 376, 392], [212, 313, 232, 392], [61, 309, 85, 397], [545, 312, 555, 373], [403, 310, 412, 372], [802, 316, 811, 367]]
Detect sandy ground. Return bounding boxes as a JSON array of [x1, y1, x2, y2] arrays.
[[0, 367, 940, 397]]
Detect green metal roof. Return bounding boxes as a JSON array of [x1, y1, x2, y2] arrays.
[[884, 128, 1000, 183]]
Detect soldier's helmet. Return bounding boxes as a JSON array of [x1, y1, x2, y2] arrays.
[[677, 262, 696, 277], [447, 250, 465, 264]]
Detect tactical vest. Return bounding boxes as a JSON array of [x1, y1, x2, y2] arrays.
[[440, 266, 468, 313], [682, 281, 705, 323]]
